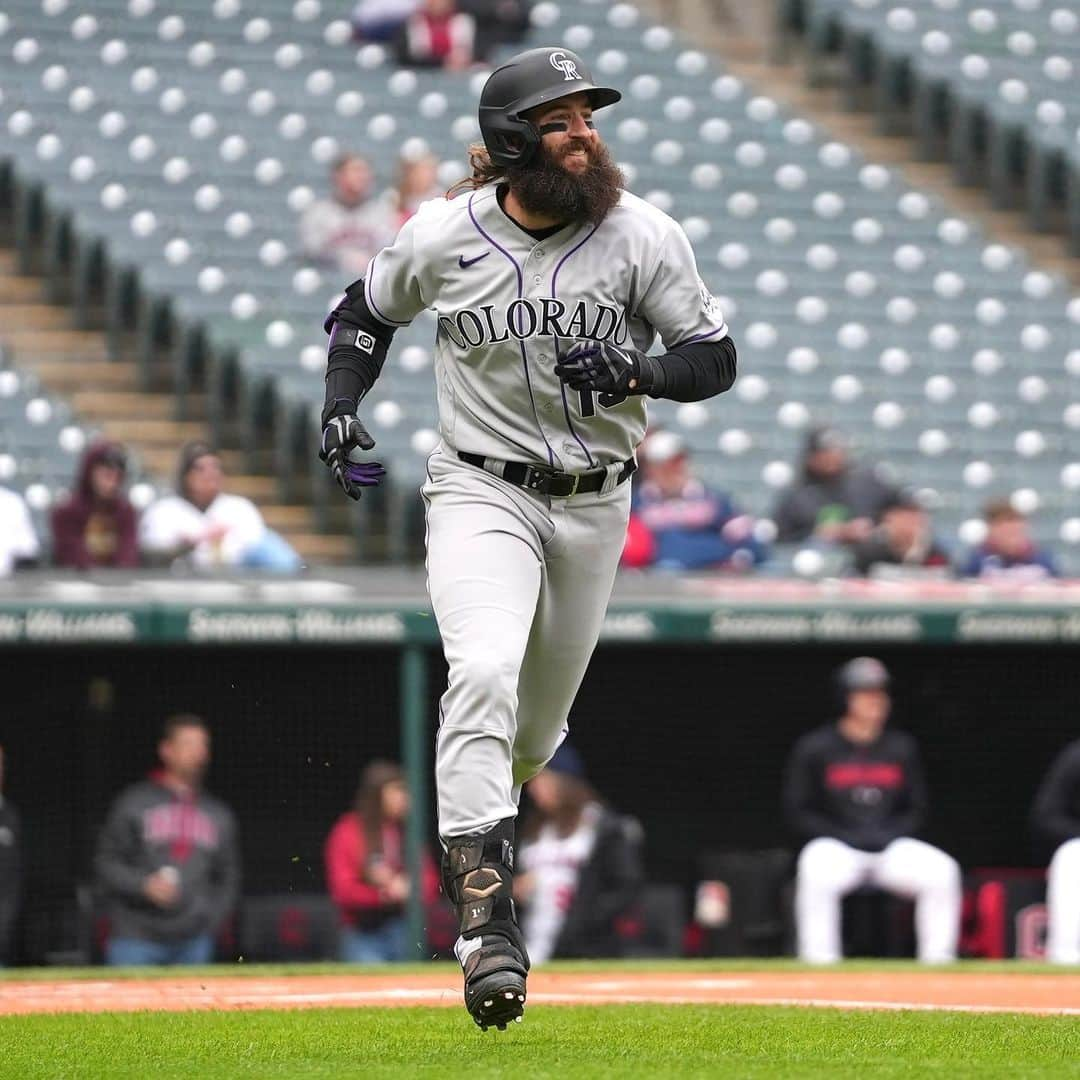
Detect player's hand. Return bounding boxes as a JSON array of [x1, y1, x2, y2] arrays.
[[142, 870, 180, 908], [385, 874, 410, 903], [319, 414, 386, 500], [554, 341, 659, 397]]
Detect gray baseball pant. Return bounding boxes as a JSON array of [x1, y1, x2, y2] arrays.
[[421, 445, 631, 840]]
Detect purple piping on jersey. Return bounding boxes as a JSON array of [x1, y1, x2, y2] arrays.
[[467, 191, 554, 467], [364, 253, 409, 327], [673, 324, 728, 348], [550, 223, 601, 469]]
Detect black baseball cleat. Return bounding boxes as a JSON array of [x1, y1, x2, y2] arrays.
[[457, 934, 528, 1031], [444, 820, 530, 1032]]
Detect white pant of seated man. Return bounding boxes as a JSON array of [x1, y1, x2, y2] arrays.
[[796, 836, 961, 964], [1046, 838, 1080, 964]]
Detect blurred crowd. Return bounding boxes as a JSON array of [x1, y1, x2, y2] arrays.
[[0, 418, 1061, 582], [0, 440, 302, 576], [623, 425, 1060, 581], [3, 671, 1079, 968], [0, 143, 1065, 583], [0, 717, 645, 968]]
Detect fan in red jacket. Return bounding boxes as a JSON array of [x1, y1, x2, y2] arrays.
[[324, 760, 439, 963]]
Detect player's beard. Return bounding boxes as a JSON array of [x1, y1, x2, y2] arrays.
[[507, 139, 623, 227]]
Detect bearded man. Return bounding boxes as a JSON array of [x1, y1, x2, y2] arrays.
[[317, 46, 738, 1029]]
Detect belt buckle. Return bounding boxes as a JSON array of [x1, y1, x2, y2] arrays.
[[523, 466, 546, 492]]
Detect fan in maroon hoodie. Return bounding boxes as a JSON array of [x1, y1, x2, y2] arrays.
[[324, 760, 440, 963], [51, 441, 138, 569]]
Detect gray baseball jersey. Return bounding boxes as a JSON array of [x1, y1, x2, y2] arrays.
[[364, 184, 728, 470], [366, 180, 728, 840]]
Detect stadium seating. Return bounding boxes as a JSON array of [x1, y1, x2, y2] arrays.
[[1, 0, 1078, 569], [782, 0, 1080, 250]]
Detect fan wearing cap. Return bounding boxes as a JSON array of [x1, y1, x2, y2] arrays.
[[316, 46, 737, 1030], [515, 743, 643, 964], [851, 491, 950, 578], [623, 430, 768, 572], [51, 440, 139, 570], [783, 658, 961, 964], [773, 427, 900, 546]]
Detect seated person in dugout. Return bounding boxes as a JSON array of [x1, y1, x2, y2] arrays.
[[783, 657, 961, 964]]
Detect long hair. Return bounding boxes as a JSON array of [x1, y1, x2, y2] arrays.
[[520, 771, 600, 843], [446, 142, 504, 199], [354, 759, 404, 866]]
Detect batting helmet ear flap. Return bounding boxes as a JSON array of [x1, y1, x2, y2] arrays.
[[478, 108, 541, 168]]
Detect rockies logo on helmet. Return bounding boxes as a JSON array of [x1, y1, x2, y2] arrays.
[[549, 51, 580, 80]]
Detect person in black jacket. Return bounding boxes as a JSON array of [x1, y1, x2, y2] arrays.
[[773, 427, 899, 546], [0, 744, 21, 966], [516, 743, 643, 962], [783, 657, 961, 964], [1031, 739, 1080, 964]]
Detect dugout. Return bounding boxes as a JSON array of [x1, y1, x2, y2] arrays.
[[1, 571, 1077, 963]]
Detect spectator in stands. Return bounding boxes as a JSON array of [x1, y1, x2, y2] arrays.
[[51, 441, 138, 570], [459, 0, 529, 60], [959, 498, 1058, 581], [773, 427, 899, 546], [299, 154, 396, 277], [390, 151, 442, 229], [395, 0, 476, 70], [95, 715, 239, 966], [515, 743, 644, 962], [351, 0, 418, 42], [852, 492, 950, 577], [139, 442, 301, 573], [622, 431, 768, 572], [0, 486, 40, 576], [1031, 739, 1080, 964], [784, 657, 961, 964], [0, 744, 21, 967], [324, 760, 439, 963]]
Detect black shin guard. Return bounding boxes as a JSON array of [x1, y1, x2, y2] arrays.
[[443, 819, 529, 1029]]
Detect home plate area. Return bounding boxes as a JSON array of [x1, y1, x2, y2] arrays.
[[1, 969, 1078, 1017]]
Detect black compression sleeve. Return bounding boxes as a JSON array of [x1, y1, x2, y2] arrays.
[[321, 279, 397, 425], [645, 335, 737, 403]]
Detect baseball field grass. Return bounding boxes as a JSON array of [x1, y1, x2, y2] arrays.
[[1, 962, 1078, 1079], [3, 1002, 1079, 1079]]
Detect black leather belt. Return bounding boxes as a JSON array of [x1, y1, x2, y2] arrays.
[[458, 452, 636, 497]]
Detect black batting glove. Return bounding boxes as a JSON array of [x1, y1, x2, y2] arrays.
[[554, 341, 660, 397], [319, 414, 386, 500]]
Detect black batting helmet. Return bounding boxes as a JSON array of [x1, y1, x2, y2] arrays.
[[478, 47, 621, 168]]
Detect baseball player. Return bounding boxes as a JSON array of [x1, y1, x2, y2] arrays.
[[318, 47, 736, 1029], [783, 658, 961, 964]]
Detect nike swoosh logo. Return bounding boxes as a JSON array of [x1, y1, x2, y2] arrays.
[[458, 251, 490, 269]]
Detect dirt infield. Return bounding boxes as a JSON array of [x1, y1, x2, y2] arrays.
[[1, 970, 1078, 1017]]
